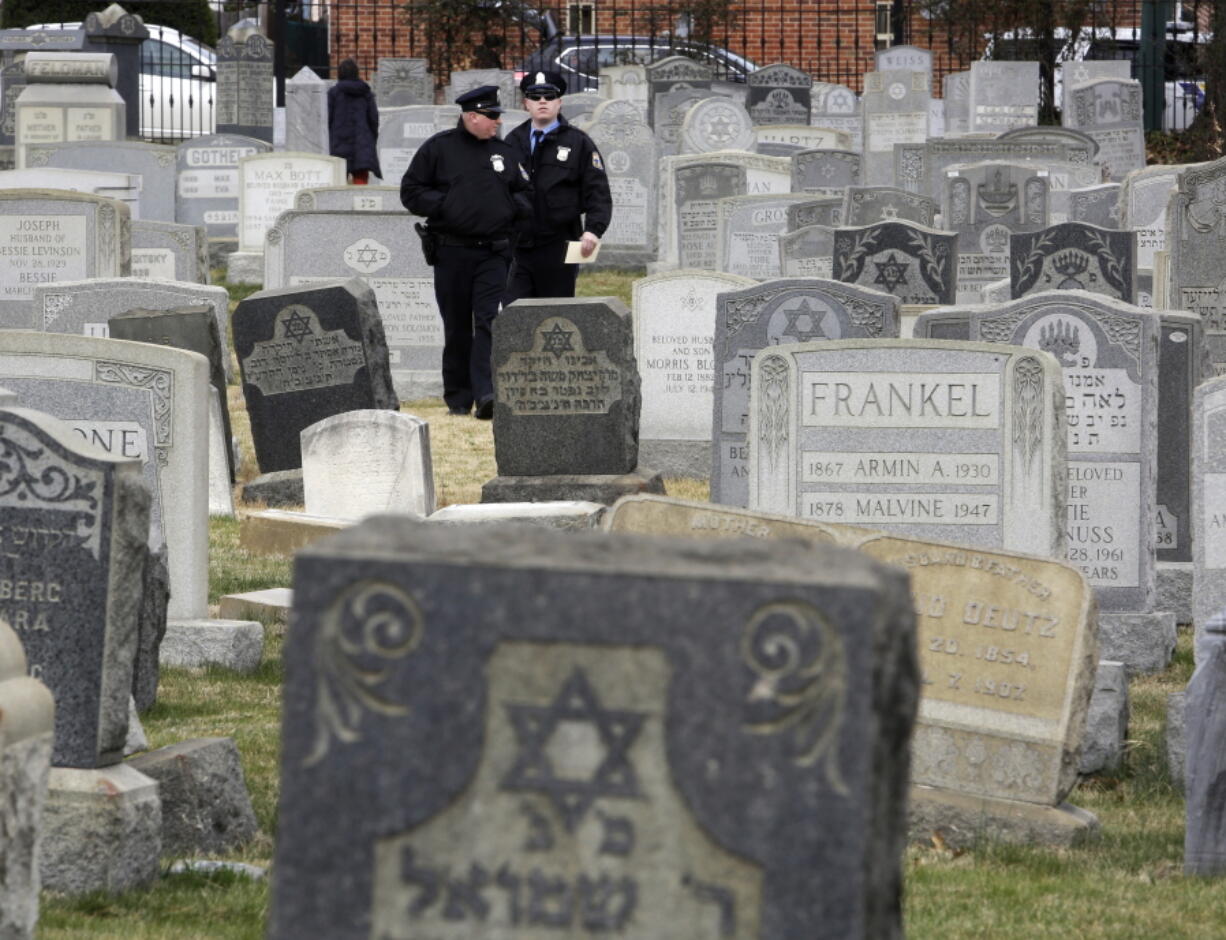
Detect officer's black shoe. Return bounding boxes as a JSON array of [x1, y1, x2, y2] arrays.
[[474, 397, 495, 420], [447, 404, 471, 415]]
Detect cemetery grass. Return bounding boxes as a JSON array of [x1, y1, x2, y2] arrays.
[[33, 269, 1213, 934]]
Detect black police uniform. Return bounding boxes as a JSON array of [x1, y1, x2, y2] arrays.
[[401, 88, 531, 416], [503, 114, 613, 304]]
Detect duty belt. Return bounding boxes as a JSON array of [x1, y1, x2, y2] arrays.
[[436, 234, 510, 250]]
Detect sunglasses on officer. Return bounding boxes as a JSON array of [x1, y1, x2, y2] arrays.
[[525, 92, 559, 101], [474, 109, 502, 120]]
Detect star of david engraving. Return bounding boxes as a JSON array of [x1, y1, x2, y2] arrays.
[[355, 246, 381, 265], [705, 114, 735, 145], [501, 668, 646, 832], [540, 322, 576, 359], [280, 308, 314, 343], [781, 299, 828, 342], [872, 252, 911, 292], [879, 202, 899, 220]]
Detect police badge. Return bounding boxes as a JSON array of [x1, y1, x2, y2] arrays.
[[592, 152, 604, 170], [490, 154, 505, 172], [556, 146, 571, 161]]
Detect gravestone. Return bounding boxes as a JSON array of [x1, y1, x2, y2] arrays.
[[1067, 183, 1122, 229], [216, 20, 274, 142], [302, 410, 435, 519], [876, 45, 932, 75], [1120, 165, 1183, 307], [652, 87, 708, 157], [600, 65, 649, 109], [286, 67, 332, 155], [712, 279, 900, 506], [0, 190, 129, 328], [716, 193, 811, 278], [786, 197, 842, 231], [1169, 157, 1226, 373], [269, 516, 918, 939], [0, 404, 148, 767], [377, 106, 458, 188], [604, 493, 1100, 847], [644, 55, 712, 126], [30, 278, 230, 379], [633, 270, 755, 475], [1057, 59, 1131, 111], [752, 125, 849, 157], [175, 133, 272, 240], [897, 135, 1099, 202], [263, 208, 438, 400], [1010, 222, 1135, 302], [810, 82, 862, 153], [675, 162, 745, 270], [0, 332, 211, 622], [746, 63, 812, 125], [968, 61, 1040, 133], [791, 149, 861, 196], [779, 224, 836, 278], [943, 162, 1050, 303], [862, 70, 931, 185], [375, 58, 431, 107], [748, 340, 1065, 555], [130, 219, 209, 284], [1062, 79, 1146, 182], [0, 168, 139, 213], [0, 615, 53, 939], [25, 140, 177, 223], [942, 71, 971, 136], [562, 93, 604, 126], [237, 152, 347, 254], [295, 184, 399, 213], [842, 186, 937, 227], [449, 69, 518, 111], [588, 103, 659, 266], [833, 221, 958, 306], [14, 52, 124, 169], [234, 278, 399, 473]]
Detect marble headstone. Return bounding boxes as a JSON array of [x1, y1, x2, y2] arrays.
[[809, 82, 862, 152], [377, 106, 458, 187], [1169, 157, 1226, 373], [375, 58, 431, 107], [1062, 78, 1145, 182], [588, 104, 659, 266], [25, 140, 177, 222], [968, 61, 1040, 133], [216, 21, 274, 142], [716, 193, 811, 278], [942, 71, 971, 136], [779, 224, 836, 278], [786, 197, 842, 231], [1067, 183, 1122, 229], [862, 70, 931, 186], [644, 55, 712, 126], [237, 151, 347, 253], [791, 149, 861, 196], [679, 97, 754, 154], [175, 133, 271, 240], [285, 67, 332, 155], [130, 219, 209, 284]]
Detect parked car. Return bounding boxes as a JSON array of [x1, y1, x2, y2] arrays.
[[27, 23, 217, 140], [517, 35, 758, 93]]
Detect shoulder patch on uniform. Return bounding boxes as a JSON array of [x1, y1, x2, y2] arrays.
[[592, 151, 604, 170]]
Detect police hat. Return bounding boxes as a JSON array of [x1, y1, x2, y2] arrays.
[[456, 85, 504, 113], [520, 70, 567, 96]]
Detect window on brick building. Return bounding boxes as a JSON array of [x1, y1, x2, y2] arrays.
[[874, 2, 893, 51], [567, 2, 595, 36]]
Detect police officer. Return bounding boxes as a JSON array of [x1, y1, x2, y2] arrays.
[[503, 70, 613, 305], [401, 85, 531, 419]]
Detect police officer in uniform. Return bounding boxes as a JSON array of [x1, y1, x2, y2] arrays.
[[503, 70, 613, 305], [401, 85, 531, 419]]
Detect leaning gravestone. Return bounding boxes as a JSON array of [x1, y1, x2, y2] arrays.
[[0, 190, 129, 329], [0, 404, 148, 767], [679, 96, 755, 154], [588, 103, 659, 266], [968, 61, 1040, 133], [216, 20, 274, 143], [264, 208, 438, 400], [842, 186, 937, 227], [130, 219, 209, 284], [810, 81, 862, 152], [14, 52, 124, 170], [633, 270, 755, 476], [1062, 78, 1146, 182], [285, 67, 332, 155], [747, 340, 1066, 556], [712, 279, 901, 507], [746, 63, 812, 125], [791, 149, 861, 196], [302, 410, 435, 519], [1010, 222, 1135, 302], [862, 69, 931, 186], [1169, 156, 1226, 373], [716, 193, 811, 278], [234, 278, 398, 473], [25, 140, 177, 222], [175, 133, 271, 240], [269, 516, 918, 939], [833, 221, 958, 306], [604, 493, 1100, 848], [779, 224, 836, 277], [375, 57, 431, 107]]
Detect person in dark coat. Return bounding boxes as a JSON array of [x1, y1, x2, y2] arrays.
[[328, 58, 382, 184]]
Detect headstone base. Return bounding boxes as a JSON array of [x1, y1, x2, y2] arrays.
[[1166, 690, 1186, 793], [128, 738, 259, 856], [240, 509, 352, 556], [40, 765, 161, 896], [1078, 661, 1129, 775], [638, 439, 710, 479], [428, 501, 607, 530], [908, 785, 1100, 849], [242, 469, 304, 507], [1156, 562, 1193, 625], [160, 619, 264, 674], [225, 251, 263, 286], [218, 587, 294, 628], [1098, 610, 1177, 675], [481, 468, 666, 505]]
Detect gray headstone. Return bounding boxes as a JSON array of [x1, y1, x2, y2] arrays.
[[779, 224, 836, 278], [375, 58, 431, 107], [875, 45, 932, 75], [492, 297, 639, 476], [285, 67, 332, 155], [0, 167, 139, 214], [809, 82, 862, 152], [749, 339, 1066, 556], [175, 133, 272, 240], [644, 55, 712, 126], [897, 134, 1099, 201], [842, 186, 937, 227], [1067, 183, 1122, 229], [377, 105, 458, 187], [600, 64, 649, 108], [1057, 59, 1132, 112], [675, 162, 745, 270], [942, 71, 971, 136], [449, 69, 518, 112], [588, 105, 659, 266], [712, 278, 901, 506], [862, 70, 931, 185], [216, 21, 274, 142], [1010, 222, 1136, 302], [968, 61, 1040, 133], [786, 197, 842, 231], [237, 151, 347, 253], [716, 193, 811, 277], [791, 149, 860, 196], [0, 404, 148, 767], [833, 221, 959, 305], [294, 184, 399, 213], [25, 140, 177, 222], [130, 219, 209, 284], [679, 96, 754, 154], [269, 516, 918, 939], [746, 63, 812, 125], [1120, 164, 1184, 304], [1169, 157, 1226, 373], [652, 87, 707, 157], [14, 52, 125, 169], [1062, 79, 1146, 182]]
